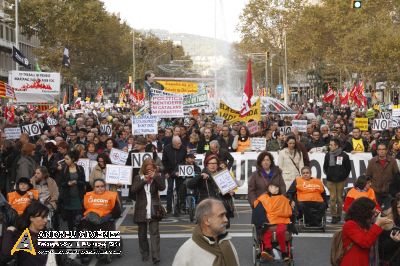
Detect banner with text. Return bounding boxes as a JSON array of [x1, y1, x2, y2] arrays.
[[151, 95, 184, 118], [132, 115, 158, 135]]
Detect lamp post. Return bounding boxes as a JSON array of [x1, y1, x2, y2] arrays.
[[14, 0, 18, 70]]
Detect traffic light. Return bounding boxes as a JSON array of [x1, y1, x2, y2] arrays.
[[352, 0, 361, 8]]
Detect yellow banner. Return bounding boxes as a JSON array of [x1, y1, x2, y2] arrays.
[[354, 118, 369, 131], [218, 99, 261, 123], [158, 80, 198, 94]]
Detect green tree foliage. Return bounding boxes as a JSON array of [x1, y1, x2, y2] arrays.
[[5, 0, 192, 85]]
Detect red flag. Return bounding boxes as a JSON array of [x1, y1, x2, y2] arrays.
[[59, 104, 64, 115], [4, 106, 15, 122], [349, 82, 358, 98], [339, 86, 349, 105], [240, 59, 253, 117], [323, 85, 335, 103]]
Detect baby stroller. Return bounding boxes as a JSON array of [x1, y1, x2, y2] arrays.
[[252, 202, 295, 265]]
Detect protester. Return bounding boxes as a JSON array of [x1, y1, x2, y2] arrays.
[[205, 140, 234, 169], [278, 135, 304, 189], [131, 159, 165, 265], [15, 143, 37, 181], [31, 166, 59, 211], [7, 177, 39, 215], [172, 199, 239, 266], [343, 175, 380, 213], [233, 125, 251, 152]]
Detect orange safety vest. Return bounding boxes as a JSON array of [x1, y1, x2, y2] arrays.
[[295, 177, 324, 202], [346, 187, 377, 203], [7, 189, 39, 215], [237, 138, 251, 152], [83, 191, 118, 218], [254, 194, 292, 224]]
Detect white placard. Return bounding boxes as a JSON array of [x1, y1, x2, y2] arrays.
[[247, 121, 259, 135], [77, 159, 90, 182], [292, 120, 307, 133], [89, 160, 98, 173], [392, 108, 400, 117], [250, 138, 266, 151], [100, 124, 112, 136], [9, 71, 60, 103], [4, 127, 21, 140], [131, 152, 154, 168], [46, 117, 58, 126], [372, 119, 390, 131], [380, 112, 392, 119], [151, 95, 184, 117], [132, 115, 158, 135], [214, 116, 224, 125], [109, 148, 129, 165], [212, 169, 238, 195], [105, 164, 133, 185], [21, 123, 41, 136], [279, 126, 292, 135], [178, 165, 195, 177]]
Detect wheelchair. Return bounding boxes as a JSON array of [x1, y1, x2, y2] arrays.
[[179, 177, 198, 222], [252, 222, 295, 266], [78, 217, 123, 264], [295, 201, 327, 232]]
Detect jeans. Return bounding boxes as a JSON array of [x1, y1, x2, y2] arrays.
[[326, 181, 345, 218], [137, 220, 160, 262]]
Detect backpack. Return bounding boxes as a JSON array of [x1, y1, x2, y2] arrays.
[[330, 229, 353, 266]]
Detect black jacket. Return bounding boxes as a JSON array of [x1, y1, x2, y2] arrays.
[[379, 227, 400, 265], [196, 137, 215, 154], [343, 138, 369, 152], [58, 165, 86, 208], [205, 150, 235, 170], [323, 151, 351, 182], [162, 144, 187, 175], [217, 135, 235, 152]]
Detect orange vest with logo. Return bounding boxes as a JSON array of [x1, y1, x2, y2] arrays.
[[237, 138, 251, 152], [295, 177, 324, 202], [7, 189, 39, 215], [254, 194, 292, 224], [83, 191, 117, 218], [346, 187, 377, 203]]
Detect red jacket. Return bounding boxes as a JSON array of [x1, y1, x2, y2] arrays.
[[341, 220, 382, 266]]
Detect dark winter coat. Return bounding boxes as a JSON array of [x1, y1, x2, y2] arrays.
[[323, 151, 351, 183]]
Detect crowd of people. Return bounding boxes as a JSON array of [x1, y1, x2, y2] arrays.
[[1, 101, 400, 265]]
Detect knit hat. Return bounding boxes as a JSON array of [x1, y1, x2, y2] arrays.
[[16, 177, 33, 190]]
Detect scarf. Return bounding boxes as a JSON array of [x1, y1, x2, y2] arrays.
[[260, 168, 273, 181], [191, 225, 238, 266], [329, 148, 342, 166]]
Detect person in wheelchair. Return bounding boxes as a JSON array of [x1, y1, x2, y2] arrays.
[[253, 181, 292, 262], [343, 175, 380, 213], [81, 178, 122, 231], [287, 166, 328, 227], [7, 177, 39, 216]]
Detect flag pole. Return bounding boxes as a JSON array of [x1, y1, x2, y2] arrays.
[[15, 0, 19, 71]]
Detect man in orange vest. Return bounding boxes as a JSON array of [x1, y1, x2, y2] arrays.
[[287, 166, 328, 226], [7, 177, 39, 215]]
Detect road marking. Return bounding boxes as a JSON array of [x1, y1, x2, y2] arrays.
[[116, 205, 132, 229], [120, 232, 333, 239]]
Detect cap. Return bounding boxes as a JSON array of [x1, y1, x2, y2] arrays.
[[186, 152, 196, 159], [136, 136, 147, 145]]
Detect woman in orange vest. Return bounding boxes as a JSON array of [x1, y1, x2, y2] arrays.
[[7, 177, 39, 215], [287, 166, 328, 226], [343, 175, 380, 213], [253, 181, 292, 262], [233, 126, 251, 152], [82, 179, 122, 226]]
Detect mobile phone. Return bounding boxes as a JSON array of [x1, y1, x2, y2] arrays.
[[392, 226, 400, 234]]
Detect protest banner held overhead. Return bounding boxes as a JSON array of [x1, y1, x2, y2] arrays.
[[157, 80, 198, 94], [9, 71, 60, 103], [218, 98, 261, 123], [132, 115, 158, 135], [151, 95, 184, 117]]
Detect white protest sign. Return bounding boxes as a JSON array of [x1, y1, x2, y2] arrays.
[[380, 112, 392, 120], [372, 119, 390, 131], [292, 120, 307, 133], [212, 169, 238, 195], [214, 116, 224, 125], [46, 117, 58, 126], [100, 124, 112, 136], [279, 126, 292, 135], [250, 138, 266, 151], [89, 160, 98, 173], [109, 148, 129, 165], [4, 128, 21, 140], [132, 115, 158, 135], [131, 152, 154, 168], [21, 123, 41, 136], [247, 121, 259, 135], [77, 159, 90, 182], [151, 95, 184, 117], [391, 117, 400, 128], [392, 108, 400, 117], [178, 165, 195, 177], [105, 164, 133, 185]]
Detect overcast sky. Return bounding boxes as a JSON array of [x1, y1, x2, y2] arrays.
[[101, 0, 248, 42]]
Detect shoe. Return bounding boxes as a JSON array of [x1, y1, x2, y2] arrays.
[[260, 249, 274, 262], [282, 252, 290, 262]]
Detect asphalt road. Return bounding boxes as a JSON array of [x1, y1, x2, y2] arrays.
[[70, 200, 337, 266]]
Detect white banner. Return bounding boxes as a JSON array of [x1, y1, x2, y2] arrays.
[[109, 148, 129, 165], [292, 120, 307, 132], [279, 126, 292, 135], [247, 121, 258, 135], [46, 117, 58, 126], [21, 123, 41, 136], [132, 115, 158, 135], [250, 138, 266, 151], [380, 112, 392, 119], [151, 95, 184, 118], [372, 119, 390, 131], [100, 124, 112, 136], [131, 152, 154, 168], [10, 71, 60, 103], [392, 108, 400, 117], [212, 169, 238, 195], [178, 165, 195, 177], [77, 159, 90, 182], [105, 164, 133, 185], [4, 127, 21, 140]]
